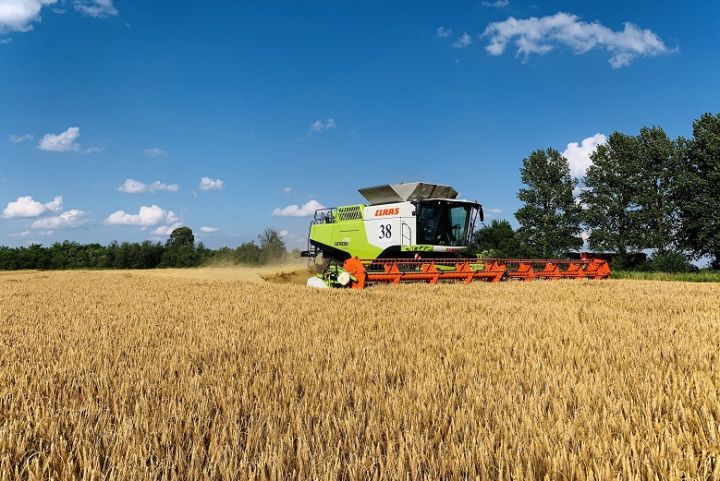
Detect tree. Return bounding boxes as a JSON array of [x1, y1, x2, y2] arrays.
[[258, 228, 287, 264], [236, 242, 262, 265], [167, 227, 194, 249], [676, 113, 720, 268], [162, 227, 199, 267], [195, 242, 213, 265], [581, 132, 643, 256], [636, 126, 680, 254], [515, 148, 582, 257], [473, 219, 522, 258], [137, 241, 164, 268]]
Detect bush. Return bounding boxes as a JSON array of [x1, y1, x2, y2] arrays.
[[471, 220, 524, 258], [647, 251, 696, 273]]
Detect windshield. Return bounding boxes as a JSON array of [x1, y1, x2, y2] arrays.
[[416, 201, 473, 246]]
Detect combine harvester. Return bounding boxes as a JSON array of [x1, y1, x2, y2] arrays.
[[301, 183, 611, 288]]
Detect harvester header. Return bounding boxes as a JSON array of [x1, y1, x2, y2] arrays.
[[302, 182, 611, 288]]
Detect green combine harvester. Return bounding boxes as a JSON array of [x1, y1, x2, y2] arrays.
[[301, 182, 611, 288]]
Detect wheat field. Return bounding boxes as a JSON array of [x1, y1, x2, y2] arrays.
[[0, 269, 719, 480]]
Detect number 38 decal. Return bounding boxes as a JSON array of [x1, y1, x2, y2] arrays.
[[379, 223, 392, 239]]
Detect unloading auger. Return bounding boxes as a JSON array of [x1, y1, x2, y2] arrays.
[[301, 182, 611, 288]]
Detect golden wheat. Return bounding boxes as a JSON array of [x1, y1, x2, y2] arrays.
[[0, 270, 719, 480]]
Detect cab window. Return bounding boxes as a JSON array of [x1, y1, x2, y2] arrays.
[[416, 202, 471, 246]]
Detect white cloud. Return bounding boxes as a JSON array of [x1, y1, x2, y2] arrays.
[[483, 12, 670, 68], [73, 0, 117, 18], [200, 226, 218, 233], [452, 33, 472, 49], [38, 126, 80, 152], [199, 177, 224, 191], [2, 195, 62, 218], [282, 186, 292, 194], [278, 229, 289, 238], [482, 0, 509, 7], [152, 222, 182, 236], [8, 230, 31, 237], [272, 199, 325, 217], [9, 133, 33, 143], [31, 209, 86, 230], [0, 0, 114, 35], [563, 133, 607, 178], [435, 26, 452, 39], [143, 147, 168, 157], [0, 0, 57, 33], [106, 205, 178, 226], [580, 230, 590, 248], [573, 185, 583, 200], [118, 179, 179, 194], [309, 118, 336, 133]]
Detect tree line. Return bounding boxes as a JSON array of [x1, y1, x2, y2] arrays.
[[474, 112, 720, 270], [0, 227, 292, 270]]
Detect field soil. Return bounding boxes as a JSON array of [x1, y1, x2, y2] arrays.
[[1, 270, 719, 480]]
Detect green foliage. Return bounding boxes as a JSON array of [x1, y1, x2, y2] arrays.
[[582, 128, 680, 256], [206, 243, 263, 266], [258, 228, 287, 265], [675, 113, 720, 268], [515, 148, 583, 257], [195, 242, 214, 264], [167, 227, 195, 249], [611, 251, 693, 274], [236, 242, 262, 265], [646, 251, 695, 273], [516, 117, 718, 272], [610, 253, 649, 271], [610, 269, 720, 283], [472, 219, 523, 258], [161, 227, 199, 267], [581, 132, 644, 255], [0, 227, 289, 270], [635, 127, 680, 253], [0, 241, 166, 270]]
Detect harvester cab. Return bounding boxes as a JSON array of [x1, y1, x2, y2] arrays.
[[303, 182, 482, 263], [302, 182, 611, 288]]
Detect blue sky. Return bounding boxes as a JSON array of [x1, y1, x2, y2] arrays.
[[1, 0, 719, 249]]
